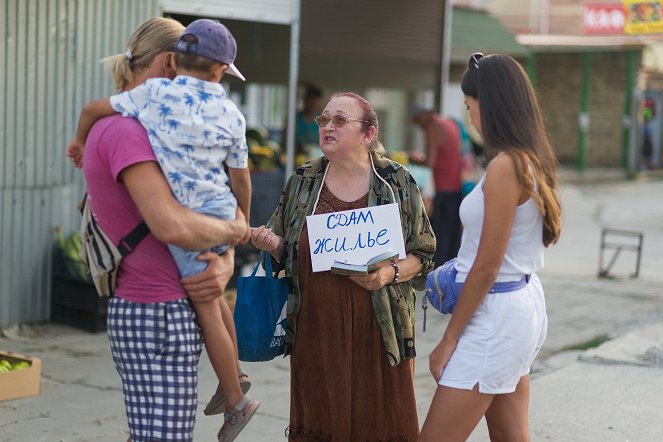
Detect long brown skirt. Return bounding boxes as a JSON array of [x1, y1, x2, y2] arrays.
[[289, 187, 418, 442]]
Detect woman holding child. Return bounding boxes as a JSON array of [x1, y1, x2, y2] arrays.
[[251, 92, 436, 441], [70, 17, 257, 442]]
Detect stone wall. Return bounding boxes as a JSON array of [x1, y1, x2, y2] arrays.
[[446, 52, 637, 167], [536, 52, 637, 167]]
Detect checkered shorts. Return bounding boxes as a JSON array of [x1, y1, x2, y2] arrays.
[[108, 296, 203, 442]]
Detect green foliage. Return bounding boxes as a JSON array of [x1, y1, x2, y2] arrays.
[[54, 226, 90, 282]]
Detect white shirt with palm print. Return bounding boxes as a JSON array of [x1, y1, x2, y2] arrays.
[[110, 75, 248, 212]]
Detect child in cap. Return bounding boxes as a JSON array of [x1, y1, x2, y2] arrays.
[[67, 18, 259, 441]]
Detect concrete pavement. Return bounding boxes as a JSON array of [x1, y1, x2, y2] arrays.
[[1, 169, 663, 441]]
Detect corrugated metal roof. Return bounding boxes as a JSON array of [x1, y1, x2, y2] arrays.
[[450, 7, 530, 62]]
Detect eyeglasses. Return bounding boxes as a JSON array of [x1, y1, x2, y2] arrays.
[[469, 52, 484, 69], [314, 114, 370, 128]]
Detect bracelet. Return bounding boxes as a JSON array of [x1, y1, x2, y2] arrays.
[[390, 261, 400, 285]]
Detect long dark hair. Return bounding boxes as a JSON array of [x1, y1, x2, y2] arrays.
[[461, 53, 561, 246]]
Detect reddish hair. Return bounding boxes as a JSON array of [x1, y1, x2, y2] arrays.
[[329, 92, 380, 151]]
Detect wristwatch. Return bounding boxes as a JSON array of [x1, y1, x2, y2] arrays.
[[390, 261, 400, 285]]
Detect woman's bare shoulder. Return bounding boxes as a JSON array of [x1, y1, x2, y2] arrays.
[[485, 152, 517, 177]]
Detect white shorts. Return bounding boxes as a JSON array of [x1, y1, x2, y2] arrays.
[[439, 274, 548, 394]]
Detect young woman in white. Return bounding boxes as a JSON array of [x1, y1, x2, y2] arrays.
[[419, 53, 562, 442]]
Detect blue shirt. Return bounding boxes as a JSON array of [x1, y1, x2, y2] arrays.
[[295, 111, 319, 148]]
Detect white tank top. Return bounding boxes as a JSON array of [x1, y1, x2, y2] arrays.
[[455, 174, 544, 282]]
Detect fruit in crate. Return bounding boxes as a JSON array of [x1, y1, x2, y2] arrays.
[[0, 359, 30, 372], [246, 127, 282, 170], [12, 361, 30, 370], [246, 127, 269, 147], [249, 145, 276, 170]]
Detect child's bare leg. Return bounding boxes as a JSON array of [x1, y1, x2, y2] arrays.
[[203, 297, 250, 416], [191, 299, 243, 409], [218, 296, 240, 365]]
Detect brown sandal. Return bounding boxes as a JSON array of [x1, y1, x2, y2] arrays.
[[217, 396, 260, 442], [204, 368, 252, 416]]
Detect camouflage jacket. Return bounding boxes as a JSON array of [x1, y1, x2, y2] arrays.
[[267, 152, 436, 366]]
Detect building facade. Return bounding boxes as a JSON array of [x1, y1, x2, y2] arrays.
[[459, 0, 646, 170]]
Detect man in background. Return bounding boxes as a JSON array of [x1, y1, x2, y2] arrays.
[[411, 106, 462, 268]]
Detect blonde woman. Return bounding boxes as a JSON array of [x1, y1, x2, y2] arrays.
[[73, 18, 250, 441], [420, 53, 562, 442]]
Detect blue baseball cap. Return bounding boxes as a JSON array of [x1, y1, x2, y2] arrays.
[[175, 18, 245, 81]]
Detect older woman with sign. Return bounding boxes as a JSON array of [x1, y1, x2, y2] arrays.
[[250, 92, 435, 441]]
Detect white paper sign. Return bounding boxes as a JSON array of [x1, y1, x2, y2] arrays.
[[306, 203, 406, 272]]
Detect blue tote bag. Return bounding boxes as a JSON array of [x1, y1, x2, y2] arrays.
[[234, 252, 289, 362]]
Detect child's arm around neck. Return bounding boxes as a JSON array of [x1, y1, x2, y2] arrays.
[[77, 98, 116, 142], [66, 97, 116, 168]]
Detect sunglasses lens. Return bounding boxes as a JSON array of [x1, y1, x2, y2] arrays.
[[315, 116, 331, 127], [332, 115, 348, 127], [316, 114, 358, 127]]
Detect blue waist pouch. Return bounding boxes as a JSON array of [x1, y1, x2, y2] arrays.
[[425, 258, 530, 315]]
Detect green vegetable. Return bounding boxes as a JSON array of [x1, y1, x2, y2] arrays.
[[0, 359, 31, 372], [12, 361, 30, 371], [54, 226, 90, 281]]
